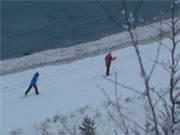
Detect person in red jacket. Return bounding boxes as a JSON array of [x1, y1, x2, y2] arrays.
[[105, 53, 116, 76]]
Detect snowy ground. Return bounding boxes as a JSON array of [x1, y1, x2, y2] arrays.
[[1, 34, 180, 134]]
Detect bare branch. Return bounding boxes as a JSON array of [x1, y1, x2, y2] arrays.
[[121, 1, 160, 134], [164, 20, 173, 28], [174, 92, 180, 103], [161, 42, 172, 52], [154, 90, 169, 108], [147, 32, 162, 82]]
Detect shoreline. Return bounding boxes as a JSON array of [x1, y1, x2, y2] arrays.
[[0, 19, 176, 76]]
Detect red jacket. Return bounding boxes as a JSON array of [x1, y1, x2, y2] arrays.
[[105, 53, 113, 66]]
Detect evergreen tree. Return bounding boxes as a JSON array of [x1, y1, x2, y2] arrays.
[[78, 116, 96, 135]]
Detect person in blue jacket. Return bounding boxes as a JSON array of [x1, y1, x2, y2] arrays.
[[25, 72, 39, 96]]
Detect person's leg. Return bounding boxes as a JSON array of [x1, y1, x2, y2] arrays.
[[25, 85, 33, 95], [106, 65, 110, 76], [34, 85, 39, 95]]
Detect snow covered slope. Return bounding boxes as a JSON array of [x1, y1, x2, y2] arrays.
[[1, 36, 180, 135]]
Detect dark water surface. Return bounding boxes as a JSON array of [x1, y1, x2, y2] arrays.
[[1, 1, 177, 60]]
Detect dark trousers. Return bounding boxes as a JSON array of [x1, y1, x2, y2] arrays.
[[25, 84, 39, 95], [106, 64, 111, 76]]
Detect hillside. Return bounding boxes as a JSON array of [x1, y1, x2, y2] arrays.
[[1, 35, 180, 135]]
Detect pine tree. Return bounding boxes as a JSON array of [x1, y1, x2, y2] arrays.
[[78, 116, 96, 135]]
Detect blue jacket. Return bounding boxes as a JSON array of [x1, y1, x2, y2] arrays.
[[31, 73, 39, 85]]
